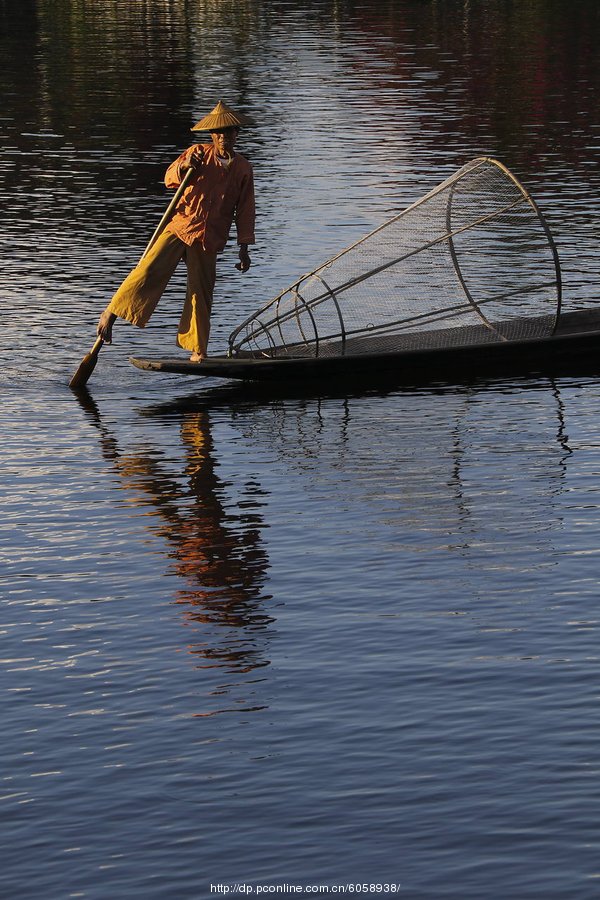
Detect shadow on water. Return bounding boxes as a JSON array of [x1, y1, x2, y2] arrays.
[[130, 359, 600, 418], [74, 387, 273, 677], [131, 368, 580, 554]]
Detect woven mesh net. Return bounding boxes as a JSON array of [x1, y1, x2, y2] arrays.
[[229, 158, 562, 359]]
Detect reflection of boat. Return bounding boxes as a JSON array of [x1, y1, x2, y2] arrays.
[[131, 307, 600, 386], [131, 158, 600, 387]]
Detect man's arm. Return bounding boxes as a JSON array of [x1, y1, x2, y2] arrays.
[[235, 165, 255, 234]]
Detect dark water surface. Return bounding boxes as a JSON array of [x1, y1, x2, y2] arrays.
[[2, 2, 600, 898]]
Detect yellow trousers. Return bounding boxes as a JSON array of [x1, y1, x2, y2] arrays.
[[108, 229, 217, 355]]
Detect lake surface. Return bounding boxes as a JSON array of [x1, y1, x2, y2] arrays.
[[2, 2, 600, 898]]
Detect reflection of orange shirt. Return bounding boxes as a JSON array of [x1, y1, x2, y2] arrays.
[[164, 143, 255, 253]]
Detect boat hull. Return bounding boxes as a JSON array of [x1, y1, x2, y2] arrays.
[[130, 308, 600, 386]]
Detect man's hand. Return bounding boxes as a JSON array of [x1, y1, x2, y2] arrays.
[[182, 146, 204, 173], [235, 244, 251, 272]]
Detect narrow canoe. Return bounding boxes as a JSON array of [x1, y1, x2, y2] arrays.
[[130, 307, 600, 387]]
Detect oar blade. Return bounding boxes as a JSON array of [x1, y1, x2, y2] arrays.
[[69, 337, 103, 390]]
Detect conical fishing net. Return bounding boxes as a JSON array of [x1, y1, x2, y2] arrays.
[[228, 157, 562, 359]]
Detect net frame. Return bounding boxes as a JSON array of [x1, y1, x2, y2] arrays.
[[228, 157, 562, 359]]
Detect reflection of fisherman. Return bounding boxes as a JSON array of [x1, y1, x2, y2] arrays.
[[116, 413, 268, 611], [169, 413, 269, 617], [97, 101, 256, 362], [77, 389, 271, 670]]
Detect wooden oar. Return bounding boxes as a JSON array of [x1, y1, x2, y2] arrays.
[[69, 164, 196, 390]]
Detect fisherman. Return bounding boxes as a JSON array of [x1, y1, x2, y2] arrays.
[[96, 101, 256, 362]]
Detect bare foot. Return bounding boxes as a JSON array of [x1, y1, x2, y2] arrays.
[[189, 352, 205, 363], [97, 309, 116, 343]]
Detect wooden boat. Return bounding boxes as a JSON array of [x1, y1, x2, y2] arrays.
[[131, 159, 599, 389], [130, 307, 600, 386]]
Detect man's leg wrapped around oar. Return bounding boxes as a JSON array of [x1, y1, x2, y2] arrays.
[[98, 229, 217, 360], [98, 230, 184, 345]]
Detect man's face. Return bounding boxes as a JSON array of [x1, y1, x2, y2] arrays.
[[211, 127, 239, 157]]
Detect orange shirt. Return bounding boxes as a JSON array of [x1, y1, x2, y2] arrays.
[[164, 143, 255, 253]]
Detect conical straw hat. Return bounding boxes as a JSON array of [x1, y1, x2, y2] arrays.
[[191, 100, 254, 131]]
